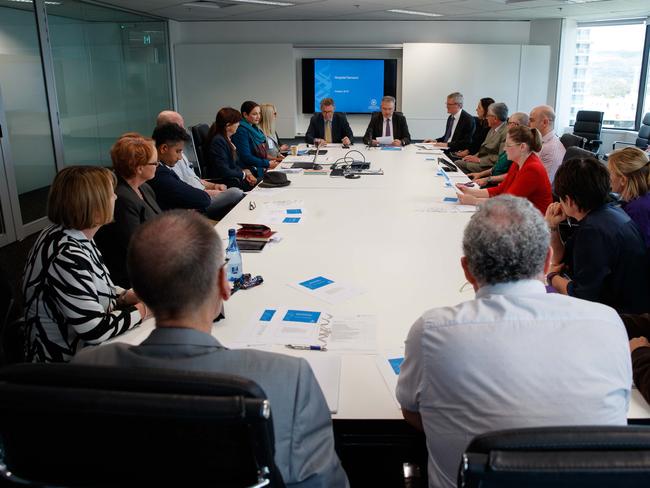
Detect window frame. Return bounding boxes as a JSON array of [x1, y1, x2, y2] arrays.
[[571, 19, 650, 132]]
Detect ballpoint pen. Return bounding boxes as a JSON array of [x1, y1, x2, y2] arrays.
[[286, 344, 327, 351]]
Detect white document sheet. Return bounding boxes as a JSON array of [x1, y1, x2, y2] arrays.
[[289, 275, 365, 305], [304, 354, 341, 413], [375, 352, 405, 408], [377, 136, 394, 145], [233, 308, 326, 346], [327, 314, 377, 353]]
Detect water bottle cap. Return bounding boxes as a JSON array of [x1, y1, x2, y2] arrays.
[[228, 228, 236, 236]]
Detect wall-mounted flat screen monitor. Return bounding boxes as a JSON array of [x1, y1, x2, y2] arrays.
[[302, 58, 398, 114]]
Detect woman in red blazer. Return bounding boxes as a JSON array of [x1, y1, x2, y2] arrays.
[[456, 125, 553, 214]]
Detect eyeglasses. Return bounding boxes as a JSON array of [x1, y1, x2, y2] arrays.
[[446, 102, 459, 106], [507, 121, 520, 126], [504, 142, 521, 148], [145, 162, 158, 166]]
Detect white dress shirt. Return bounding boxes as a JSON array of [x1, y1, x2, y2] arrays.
[[171, 154, 203, 190], [397, 279, 631, 488], [447, 110, 462, 142], [539, 131, 566, 183], [382, 117, 394, 139]]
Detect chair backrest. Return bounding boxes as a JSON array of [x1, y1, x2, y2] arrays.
[[0, 363, 285, 487], [563, 145, 597, 163], [559, 133, 586, 150], [573, 110, 604, 152], [636, 112, 650, 149], [191, 123, 211, 176], [459, 426, 650, 488]]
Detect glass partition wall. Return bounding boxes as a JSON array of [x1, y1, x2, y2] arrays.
[[0, 0, 171, 243]]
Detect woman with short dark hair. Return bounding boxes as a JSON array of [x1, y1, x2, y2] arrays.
[[95, 133, 161, 287], [231, 100, 280, 179], [205, 107, 257, 190], [23, 166, 150, 362], [544, 156, 650, 313]]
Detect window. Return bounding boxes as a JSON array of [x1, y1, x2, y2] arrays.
[[570, 22, 646, 130]]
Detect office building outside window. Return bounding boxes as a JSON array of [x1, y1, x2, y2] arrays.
[[570, 23, 645, 129]]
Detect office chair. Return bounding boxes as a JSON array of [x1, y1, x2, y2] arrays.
[[612, 112, 650, 151], [559, 133, 586, 150], [0, 363, 285, 487], [458, 425, 650, 488], [573, 110, 604, 154], [0, 268, 25, 365], [562, 145, 599, 163], [191, 123, 211, 175]]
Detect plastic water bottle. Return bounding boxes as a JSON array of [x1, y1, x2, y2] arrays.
[[226, 229, 243, 282]]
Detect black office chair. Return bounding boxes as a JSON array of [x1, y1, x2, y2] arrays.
[[613, 112, 650, 151], [562, 145, 598, 163], [0, 267, 25, 366], [458, 426, 650, 488], [0, 363, 285, 487], [559, 132, 586, 150], [191, 122, 211, 176], [573, 110, 604, 154]]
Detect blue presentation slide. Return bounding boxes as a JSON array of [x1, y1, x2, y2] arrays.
[[314, 59, 384, 113]]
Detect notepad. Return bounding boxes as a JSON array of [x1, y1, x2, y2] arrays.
[[304, 355, 341, 414]]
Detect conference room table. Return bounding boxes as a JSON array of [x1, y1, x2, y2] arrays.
[[111, 143, 650, 482]]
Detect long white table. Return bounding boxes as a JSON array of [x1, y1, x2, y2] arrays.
[[112, 144, 650, 422]]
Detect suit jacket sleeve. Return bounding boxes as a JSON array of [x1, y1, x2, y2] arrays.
[[287, 359, 349, 487], [397, 113, 411, 146], [363, 114, 379, 145], [150, 169, 211, 211], [336, 113, 354, 143], [447, 112, 476, 152], [305, 114, 320, 144]]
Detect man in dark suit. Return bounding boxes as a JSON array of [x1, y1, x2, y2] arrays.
[[305, 97, 353, 146], [363, 96, 411, 146], [424, 92, 475, 152], [74, 211, 349, 488]]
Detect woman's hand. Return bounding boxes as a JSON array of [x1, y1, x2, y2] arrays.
[[545, 202, 566, 228], [456, 191, 478, 206], [244, 169, 257, 185], [269, 160, 280, 169], [630, 337, 650, 353]]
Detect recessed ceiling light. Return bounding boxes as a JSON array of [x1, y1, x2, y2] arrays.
[[230, 0, 294, 6], [182, 1, 223, 9], [387, 9, 442, 17], [8, 0, 62, 4]]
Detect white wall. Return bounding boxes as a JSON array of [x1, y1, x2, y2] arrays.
[[170, 21, 530, 137], [172, 20, 531, 45], [402, 43, 550, 139]]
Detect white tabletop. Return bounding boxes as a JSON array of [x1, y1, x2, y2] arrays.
[[111, 144, 650, 422]]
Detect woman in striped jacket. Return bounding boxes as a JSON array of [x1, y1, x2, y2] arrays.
[[22, 166, 151, 362]]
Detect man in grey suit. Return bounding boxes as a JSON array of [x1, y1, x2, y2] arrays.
[[74, 211, 349, 488], [456, 102, 508, 173]]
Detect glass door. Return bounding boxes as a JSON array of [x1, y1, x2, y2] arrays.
[[0, 0, 60, 240], [0, 98, 17, 247]]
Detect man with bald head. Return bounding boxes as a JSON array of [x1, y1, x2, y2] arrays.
[[529, 105, 565, 182], [155, 110, 243, 219], [74, 211, 349, 488]]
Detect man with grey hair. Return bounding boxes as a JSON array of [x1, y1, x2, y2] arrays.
[[397, 195, 631, 488], [363, 95, 411, 146], [456, 102, 509, 173], [424, 92, 475, 152], [74, 211, 349, 488], [529, 104, 565, 182]]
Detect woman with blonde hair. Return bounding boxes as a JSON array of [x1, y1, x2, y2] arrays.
[[259, 103, 289, 158], [23, 166, 150, 363], [608, 146, 650, 247]]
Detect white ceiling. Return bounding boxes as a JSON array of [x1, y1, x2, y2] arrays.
[[95, 0, 650, 22]]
